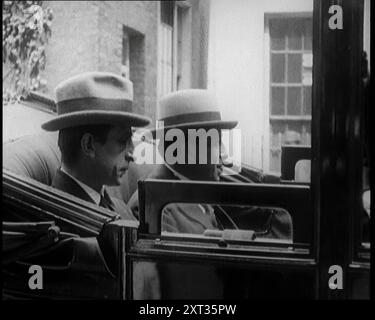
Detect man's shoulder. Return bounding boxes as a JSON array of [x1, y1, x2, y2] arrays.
[[148, 164, 175, 180], [110, 195, 137, 221], [127, 163, 176, 218], [52, 169, 95, 203]]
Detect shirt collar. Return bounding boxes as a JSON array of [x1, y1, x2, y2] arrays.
[[60, 166, 103, 205]]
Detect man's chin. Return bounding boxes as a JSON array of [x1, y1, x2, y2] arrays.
[[105, 178, 123, 187], [116, 173, 127, 184]]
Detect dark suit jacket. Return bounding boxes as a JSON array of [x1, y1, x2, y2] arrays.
[[128, 164, 219, 234], [52, 169, 136, 221]]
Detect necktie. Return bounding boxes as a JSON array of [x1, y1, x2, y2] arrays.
[[99, 192, 115, 211]]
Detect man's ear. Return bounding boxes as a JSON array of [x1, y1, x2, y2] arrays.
[[81, 133, 96, 158]]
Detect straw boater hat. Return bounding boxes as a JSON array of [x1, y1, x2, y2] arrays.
[[42, 71, 151, 131], [152, 89, 237, 136]]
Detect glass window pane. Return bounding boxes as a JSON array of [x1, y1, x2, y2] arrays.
[[285, 123, 302, 138], [283, 128, 301, 145], [287, 87, 302, 115], [122, 31, 129, 66], [303, 86, 312, 115], [270, 19, 287, 50], [270, 148, 281, 172], [271, 122, 285, 147], [301, 123, 311, 145], [288, 19, 303, 50], [304, 20, 312, 50], [271, 54, 285, 83], [163, 203, 293, 241], [271, 87, 285, 115], [287, 54, 302, 83], [161, 1, 174, 27]]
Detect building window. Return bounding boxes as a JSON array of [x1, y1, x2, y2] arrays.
[[121, 29, 130, 78], [158, 2, 191, 97], [159, 1, 175, 97], [268, 17, 313, 173], [121, 25, 146, 116], [161, 1, 174, 27]]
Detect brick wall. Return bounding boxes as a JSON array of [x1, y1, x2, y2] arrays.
[[42, 1, 209, 122], [95, 1, 159, 121], [43, 1, 100, 93]]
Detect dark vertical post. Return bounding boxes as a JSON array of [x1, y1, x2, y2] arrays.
[[313, 0, 363, 299]]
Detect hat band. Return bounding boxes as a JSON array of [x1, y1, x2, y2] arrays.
[[160, 111, 221, 127], [57, 97, 132, 115]]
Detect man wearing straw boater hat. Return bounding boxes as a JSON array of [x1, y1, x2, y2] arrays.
[[129, 89, 293, 240], [42, 71, 151, 220], [129, 89, 239, 233]]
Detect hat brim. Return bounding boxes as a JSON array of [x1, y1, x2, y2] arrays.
[[41, 110, 151, 131], [149, 120, 238, 138]]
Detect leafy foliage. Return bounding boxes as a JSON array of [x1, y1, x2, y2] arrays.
[[3, 1, 53, 103]]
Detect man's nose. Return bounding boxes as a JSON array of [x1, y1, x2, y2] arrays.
[[125, 139, 135, 162], [125, 153, 135, 162]]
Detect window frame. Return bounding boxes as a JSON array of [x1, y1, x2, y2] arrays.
[[137, 179, 314, 257], [157, 1, 192, 98], [264, 13, 313, 174]]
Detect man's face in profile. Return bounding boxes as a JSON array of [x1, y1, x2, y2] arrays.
[[176, 128, 222, 181], [93, 126, 134, 186], [188, 133, 221, 181]]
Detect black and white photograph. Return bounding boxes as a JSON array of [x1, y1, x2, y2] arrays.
[[2, 0, 371, 304]]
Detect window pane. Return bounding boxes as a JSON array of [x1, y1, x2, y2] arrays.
[[271, 122, 285, 147], [270, 148, 281, 172], [122, 31, 129, 66], [271, 87, 285, 115], [287, 54, 302, 83], [270, 19, 287, 50], [287, 87, 302, 115], [159, 24, 173, 97], [303, 86, 312, 115], [288, 19, 303, 50], [301, 122, 311, 145], [161, 1, 174, 27], [285, 123, 302, 139], [304, 20, 312, 50], [162, 203, 293, 241], [270, 122, 283, 172], [271, 54, 285, 83]]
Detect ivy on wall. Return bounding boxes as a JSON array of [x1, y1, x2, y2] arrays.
[[3, 1, 53, 103]]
